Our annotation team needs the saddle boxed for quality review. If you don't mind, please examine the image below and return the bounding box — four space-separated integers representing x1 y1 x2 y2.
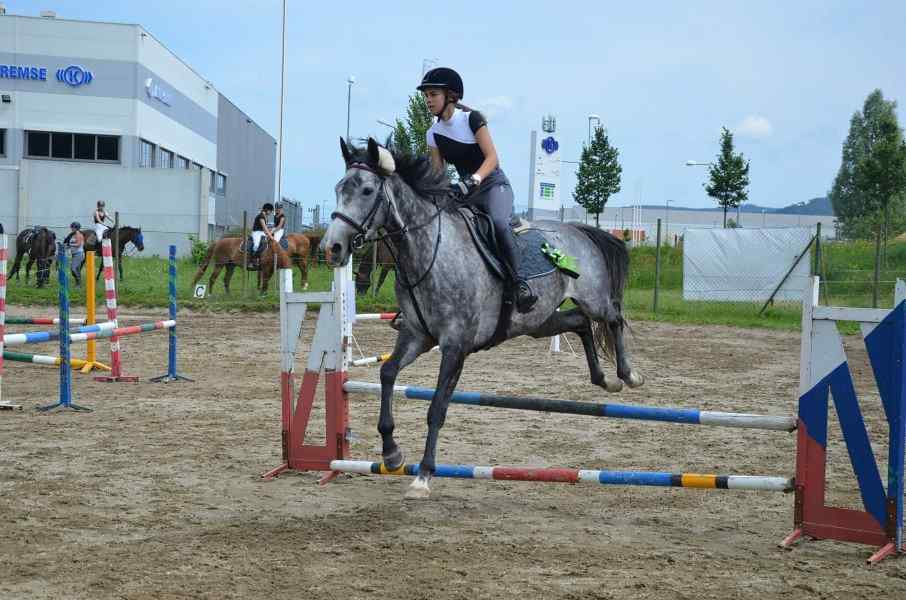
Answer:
456 206 557 350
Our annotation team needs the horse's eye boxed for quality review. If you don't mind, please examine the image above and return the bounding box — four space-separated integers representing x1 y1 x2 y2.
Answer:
362 187 374 196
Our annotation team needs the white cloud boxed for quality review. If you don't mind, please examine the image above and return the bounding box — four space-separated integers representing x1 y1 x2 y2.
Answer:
475 95 514 120
735 115 773 139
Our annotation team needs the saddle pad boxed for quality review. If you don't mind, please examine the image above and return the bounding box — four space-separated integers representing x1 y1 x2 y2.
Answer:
279 237 289 250
514 229 556 281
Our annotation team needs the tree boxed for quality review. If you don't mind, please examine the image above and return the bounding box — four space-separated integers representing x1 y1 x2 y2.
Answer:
830 90 906 242
705 127 750 228
392 94 434 158
573 127 622 228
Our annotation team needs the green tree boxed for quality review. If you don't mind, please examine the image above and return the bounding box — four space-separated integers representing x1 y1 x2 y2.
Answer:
392 94 434 158
830 90 906 242
705 127 750 228
573 127 622 228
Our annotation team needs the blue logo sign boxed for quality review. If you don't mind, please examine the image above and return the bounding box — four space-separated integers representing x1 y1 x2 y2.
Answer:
541 136 559 155
57 65 93 87
0 65 47 81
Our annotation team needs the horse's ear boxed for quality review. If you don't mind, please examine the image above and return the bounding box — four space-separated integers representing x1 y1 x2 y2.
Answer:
340 137 353 165
367 137 380 166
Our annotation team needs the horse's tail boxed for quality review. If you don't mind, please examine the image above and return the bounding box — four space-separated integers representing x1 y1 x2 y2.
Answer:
575 225 630 361
306 234 322 266
191 242 216 286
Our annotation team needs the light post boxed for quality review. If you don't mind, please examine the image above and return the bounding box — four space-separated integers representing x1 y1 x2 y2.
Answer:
762 209 766 227
587 114 601 144
377 119 394 130
346 75 356 142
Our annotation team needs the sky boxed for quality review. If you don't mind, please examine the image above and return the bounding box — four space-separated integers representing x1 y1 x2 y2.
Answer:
7 0 906 214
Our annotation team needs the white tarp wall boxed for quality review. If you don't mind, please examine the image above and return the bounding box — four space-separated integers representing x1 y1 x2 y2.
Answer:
683 227 814 302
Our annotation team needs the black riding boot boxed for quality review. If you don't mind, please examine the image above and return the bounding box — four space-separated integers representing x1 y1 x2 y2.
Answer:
497 230 537 313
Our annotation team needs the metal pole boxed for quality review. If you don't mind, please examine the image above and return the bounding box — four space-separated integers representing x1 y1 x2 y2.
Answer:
654 218 662 314
241 210 248 296
370 242 378 296
276 0 287 211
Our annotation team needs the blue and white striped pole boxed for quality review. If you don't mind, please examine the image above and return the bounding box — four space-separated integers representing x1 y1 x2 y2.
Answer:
38 243 90 412
151 245 192 383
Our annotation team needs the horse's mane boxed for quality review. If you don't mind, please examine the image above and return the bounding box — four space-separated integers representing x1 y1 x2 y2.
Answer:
346 140 449 199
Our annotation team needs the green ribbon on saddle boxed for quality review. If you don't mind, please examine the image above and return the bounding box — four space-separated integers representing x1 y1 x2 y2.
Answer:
540 243 580 279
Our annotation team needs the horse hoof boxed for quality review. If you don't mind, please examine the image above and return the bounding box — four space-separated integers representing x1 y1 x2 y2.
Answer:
382 448 405 472
626 371 645 388
404 476 431 500
604 377 624 393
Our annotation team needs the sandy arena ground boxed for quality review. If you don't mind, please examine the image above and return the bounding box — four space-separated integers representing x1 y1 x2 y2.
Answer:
2 306 905 599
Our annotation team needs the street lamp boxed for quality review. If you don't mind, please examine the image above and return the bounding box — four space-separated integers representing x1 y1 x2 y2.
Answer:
665 199 674 244
346 75 356 142
377 119 395 130
587 114 601 144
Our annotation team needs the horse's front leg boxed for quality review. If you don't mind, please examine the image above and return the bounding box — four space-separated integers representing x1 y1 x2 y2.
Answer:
378 329 434 472
406 344 466 500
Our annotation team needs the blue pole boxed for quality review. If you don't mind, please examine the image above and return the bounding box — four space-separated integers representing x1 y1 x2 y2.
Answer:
39 243 90 411
151 245 191 383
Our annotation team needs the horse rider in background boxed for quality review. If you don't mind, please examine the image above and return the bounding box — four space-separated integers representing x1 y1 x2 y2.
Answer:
93 200 114 242
249 202 274 270
272 202 287 246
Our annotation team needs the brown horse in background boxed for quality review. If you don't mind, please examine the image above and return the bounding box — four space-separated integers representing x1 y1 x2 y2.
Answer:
259 233 315 293
191 237 247 295
354 241 395 295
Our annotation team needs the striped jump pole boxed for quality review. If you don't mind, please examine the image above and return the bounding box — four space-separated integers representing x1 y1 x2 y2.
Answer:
94 239 138 382
344 381 798 432
151 245 191 383
3 320 117 346
5 317 86 325
3 350 92 370
351 352 392 367
70 320 175 343
330 460 794 492
355 312 398 322
38 243 90 412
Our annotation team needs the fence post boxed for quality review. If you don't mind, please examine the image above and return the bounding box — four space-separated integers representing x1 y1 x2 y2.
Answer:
241 209 248 297
654 218 662 314
370 242 378 296
873 228 882 308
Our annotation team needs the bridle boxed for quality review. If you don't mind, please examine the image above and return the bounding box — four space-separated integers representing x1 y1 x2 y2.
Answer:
329 161 452 338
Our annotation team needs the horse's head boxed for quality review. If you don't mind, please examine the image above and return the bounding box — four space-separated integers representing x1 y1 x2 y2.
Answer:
323 137 398 268
128 227 145 252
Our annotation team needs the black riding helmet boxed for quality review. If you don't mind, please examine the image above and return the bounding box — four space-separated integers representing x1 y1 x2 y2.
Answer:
417 67 464 98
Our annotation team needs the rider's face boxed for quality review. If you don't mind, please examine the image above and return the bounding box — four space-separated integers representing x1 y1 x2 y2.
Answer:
422 89 446 115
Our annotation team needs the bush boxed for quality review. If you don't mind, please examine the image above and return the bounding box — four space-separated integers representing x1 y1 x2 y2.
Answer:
187 235 211 265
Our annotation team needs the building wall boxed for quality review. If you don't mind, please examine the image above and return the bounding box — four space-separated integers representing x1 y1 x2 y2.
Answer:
0 167 17 229
20 160 202 256
216 94 276 231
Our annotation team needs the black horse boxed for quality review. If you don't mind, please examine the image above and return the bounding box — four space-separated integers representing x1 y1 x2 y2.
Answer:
8 227 57 288
80 226 145 280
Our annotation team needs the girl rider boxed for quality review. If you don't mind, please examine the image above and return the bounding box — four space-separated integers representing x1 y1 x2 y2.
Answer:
418 67 537 312
272 202 287 245
250 202 274 268
93 200 114 243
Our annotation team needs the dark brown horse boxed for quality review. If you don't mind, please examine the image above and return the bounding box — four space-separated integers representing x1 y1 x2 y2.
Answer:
8 227 56 287
354 241 395 295
80 226 145 280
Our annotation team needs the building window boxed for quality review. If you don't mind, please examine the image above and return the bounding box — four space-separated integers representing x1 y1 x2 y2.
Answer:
159 147 174 169
0 129 5 156
215 173 227 195
176 155 190 170
209 171 216 193
25 131 120 162
97 136 119 161
139 139 155 167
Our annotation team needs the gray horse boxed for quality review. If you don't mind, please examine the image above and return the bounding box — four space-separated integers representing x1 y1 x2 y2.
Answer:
323 138 643 499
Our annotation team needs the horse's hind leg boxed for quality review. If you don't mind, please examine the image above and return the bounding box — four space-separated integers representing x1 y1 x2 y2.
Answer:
529 308 624 393
208 263 225 294
606 303 644 388
377 329 434 473
222 265 235 294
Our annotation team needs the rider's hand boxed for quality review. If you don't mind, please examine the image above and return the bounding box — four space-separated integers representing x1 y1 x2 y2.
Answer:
453 174 482 197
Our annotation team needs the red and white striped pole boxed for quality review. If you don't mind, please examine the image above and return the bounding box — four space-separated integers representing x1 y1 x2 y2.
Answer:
94 239 138 382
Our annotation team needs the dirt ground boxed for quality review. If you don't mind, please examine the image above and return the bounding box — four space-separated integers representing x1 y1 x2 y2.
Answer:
2 306 905 599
